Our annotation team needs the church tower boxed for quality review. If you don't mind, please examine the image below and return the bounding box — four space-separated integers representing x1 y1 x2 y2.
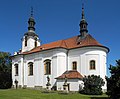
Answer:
79 4 88 38
22 8 40 52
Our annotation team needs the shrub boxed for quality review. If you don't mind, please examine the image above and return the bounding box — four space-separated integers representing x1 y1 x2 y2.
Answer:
80 75 105 95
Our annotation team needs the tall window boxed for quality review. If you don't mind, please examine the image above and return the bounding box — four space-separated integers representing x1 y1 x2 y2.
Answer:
44 59 51 75
15 64 18 76
72 61 77 70
90 60 96 70
28 62 33 75
25 36 27 46
34 38 37 48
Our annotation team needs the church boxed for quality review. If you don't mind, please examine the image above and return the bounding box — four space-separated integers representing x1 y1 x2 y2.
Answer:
12 6 109 92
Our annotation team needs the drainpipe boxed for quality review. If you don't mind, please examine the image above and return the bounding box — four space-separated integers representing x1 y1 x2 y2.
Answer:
66 50 69 71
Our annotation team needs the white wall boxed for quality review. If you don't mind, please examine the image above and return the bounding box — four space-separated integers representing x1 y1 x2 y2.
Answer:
34 58 43 87
51 55 57 87
57 52 67 77
57 79 83 91
40 49 67 88
19 48 67 89
12 55 23 87
22 36 40 52
68 46 108 90
12 46 108 91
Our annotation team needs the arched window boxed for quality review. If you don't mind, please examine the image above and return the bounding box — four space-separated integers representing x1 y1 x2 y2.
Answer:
72 61 77 70
90 60 96 70
25 36 27 47
15 64 18 76
28 62 33 75
44 59 51 75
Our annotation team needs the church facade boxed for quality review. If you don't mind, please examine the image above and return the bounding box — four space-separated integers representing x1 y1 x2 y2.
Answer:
12 7 109 91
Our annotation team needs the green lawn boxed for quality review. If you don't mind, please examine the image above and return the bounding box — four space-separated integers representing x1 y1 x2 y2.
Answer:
0 89 108 99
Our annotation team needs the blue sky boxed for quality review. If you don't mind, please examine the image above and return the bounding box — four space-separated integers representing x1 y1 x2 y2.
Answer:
0 0 119 76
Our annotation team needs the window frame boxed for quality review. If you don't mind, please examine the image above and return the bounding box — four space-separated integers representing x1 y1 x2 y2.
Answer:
25 36 27 47
44 59 51 75
28 62 33 76
15 64 18 76
90 60 96 70
72 61 77 70
34 38 37 48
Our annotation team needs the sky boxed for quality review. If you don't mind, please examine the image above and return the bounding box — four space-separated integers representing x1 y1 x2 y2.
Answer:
0 0 119 76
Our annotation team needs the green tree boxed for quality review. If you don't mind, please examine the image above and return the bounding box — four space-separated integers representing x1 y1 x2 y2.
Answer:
80 75 105 95
106 59 120 99
0 52 12 89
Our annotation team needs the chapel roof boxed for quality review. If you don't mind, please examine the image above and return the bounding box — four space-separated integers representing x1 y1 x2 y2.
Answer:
55 70 83 79
16 5 109 56
22 34 109 55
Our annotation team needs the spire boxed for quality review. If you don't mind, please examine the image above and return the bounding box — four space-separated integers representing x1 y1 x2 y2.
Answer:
28 7 36 31
31 7 33 17
79 4 88 38
81 3 85 19
24 7 38 37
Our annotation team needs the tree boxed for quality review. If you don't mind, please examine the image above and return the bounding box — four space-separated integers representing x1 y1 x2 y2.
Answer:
0 52 12 89
80 75 105 95
106 59 120 99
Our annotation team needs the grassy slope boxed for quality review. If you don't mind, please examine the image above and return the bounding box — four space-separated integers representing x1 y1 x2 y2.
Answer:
0 89 108 99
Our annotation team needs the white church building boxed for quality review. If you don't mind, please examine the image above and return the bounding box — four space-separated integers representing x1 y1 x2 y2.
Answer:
12 7 109 92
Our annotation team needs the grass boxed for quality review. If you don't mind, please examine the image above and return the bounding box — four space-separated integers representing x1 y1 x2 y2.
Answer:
0 89 108 99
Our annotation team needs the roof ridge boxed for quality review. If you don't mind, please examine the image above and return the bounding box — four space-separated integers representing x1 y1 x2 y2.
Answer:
60 40 68 48
88 34 102 45
31 35 77 50
55 70 83 79
42 35 77 46
58 40 63 47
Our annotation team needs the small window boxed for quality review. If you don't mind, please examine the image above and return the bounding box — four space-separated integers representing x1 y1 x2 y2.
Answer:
15 64 18 76
90 60 96 70
34 38 37 48
72 61 77 70
28 62 33 75
44 59 51 75
25 36 27 47
84 25 86 28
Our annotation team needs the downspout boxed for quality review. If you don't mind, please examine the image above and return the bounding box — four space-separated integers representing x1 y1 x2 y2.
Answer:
66 50 69 71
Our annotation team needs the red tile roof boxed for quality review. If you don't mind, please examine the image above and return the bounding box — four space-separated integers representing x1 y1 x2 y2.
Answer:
22 34 109 55
55 70 83 79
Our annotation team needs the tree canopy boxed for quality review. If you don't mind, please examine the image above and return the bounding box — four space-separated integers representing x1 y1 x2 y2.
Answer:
80 75 105 95
106 59 120 99
0 52 12 89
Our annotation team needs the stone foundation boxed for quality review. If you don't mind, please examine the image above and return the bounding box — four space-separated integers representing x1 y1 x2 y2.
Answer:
19 85 22 88
23 85 27 89
34 86 42 90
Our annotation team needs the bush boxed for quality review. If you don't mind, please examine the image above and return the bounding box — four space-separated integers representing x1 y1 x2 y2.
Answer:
80 75 105 95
